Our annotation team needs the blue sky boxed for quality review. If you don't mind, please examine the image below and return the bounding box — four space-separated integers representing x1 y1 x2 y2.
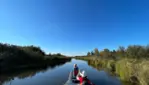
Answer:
0 0 149 56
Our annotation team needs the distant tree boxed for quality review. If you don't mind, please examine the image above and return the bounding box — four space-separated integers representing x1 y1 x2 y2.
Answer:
0 43 71 73
112 50 116 53
103 48 110 58
87 44 149 59
94 48 100 57
117 46 126 57
57 53 62 56
99 48 111 58
0 43 46 68
126 45 147 58
103 48 110 52
91 51 94 55
87 52 91 56
118 46 125 54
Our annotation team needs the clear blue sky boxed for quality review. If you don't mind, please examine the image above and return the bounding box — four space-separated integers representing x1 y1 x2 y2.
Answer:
0 0 149 56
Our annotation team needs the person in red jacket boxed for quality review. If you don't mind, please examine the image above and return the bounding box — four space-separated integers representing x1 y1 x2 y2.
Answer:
73 64 79 77
71 64 80 79
77 70 95 85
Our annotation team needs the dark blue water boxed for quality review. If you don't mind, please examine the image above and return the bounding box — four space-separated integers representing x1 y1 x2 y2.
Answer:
1 59 122 85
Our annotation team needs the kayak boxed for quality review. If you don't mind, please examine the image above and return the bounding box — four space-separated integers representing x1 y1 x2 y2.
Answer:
64 72 80 85
64 79 80 85
64 71 95 85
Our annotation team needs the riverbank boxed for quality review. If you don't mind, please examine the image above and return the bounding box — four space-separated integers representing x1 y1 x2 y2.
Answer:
76 57 149 85
1 57 71 73
0 58 71 85
0 43 71 73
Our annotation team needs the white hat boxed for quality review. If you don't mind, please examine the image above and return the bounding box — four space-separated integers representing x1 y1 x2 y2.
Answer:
80 70 87 77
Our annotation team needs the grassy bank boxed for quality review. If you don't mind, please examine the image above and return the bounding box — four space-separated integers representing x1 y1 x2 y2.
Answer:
76 57 149 85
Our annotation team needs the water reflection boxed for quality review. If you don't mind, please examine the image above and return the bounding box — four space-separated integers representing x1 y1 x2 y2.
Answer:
1 59 124 85
0 59 71 85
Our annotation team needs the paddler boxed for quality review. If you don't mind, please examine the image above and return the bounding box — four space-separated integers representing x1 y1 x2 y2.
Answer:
72 64 79 79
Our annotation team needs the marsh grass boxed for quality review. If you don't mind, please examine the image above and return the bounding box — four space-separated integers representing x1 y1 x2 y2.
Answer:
76 57 149 85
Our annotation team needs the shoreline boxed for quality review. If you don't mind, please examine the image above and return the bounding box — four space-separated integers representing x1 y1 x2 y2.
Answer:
1 57 71 73
76 57 149 85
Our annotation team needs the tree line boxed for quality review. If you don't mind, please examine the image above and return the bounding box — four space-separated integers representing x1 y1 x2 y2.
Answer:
87 45 149 59
0 43 45 64
0 43 69 72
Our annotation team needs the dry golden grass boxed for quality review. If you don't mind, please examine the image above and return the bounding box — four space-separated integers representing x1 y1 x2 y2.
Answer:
76 57 149 85
115 59 149 85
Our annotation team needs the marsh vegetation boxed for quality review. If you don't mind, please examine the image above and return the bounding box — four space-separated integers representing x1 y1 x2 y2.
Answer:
76 45 149 85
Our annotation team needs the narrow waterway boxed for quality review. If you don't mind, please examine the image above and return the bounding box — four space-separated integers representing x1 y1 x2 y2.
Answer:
1 59 122 85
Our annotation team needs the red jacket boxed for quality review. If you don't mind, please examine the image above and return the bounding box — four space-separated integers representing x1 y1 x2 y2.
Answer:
77 76 95 85
73 67 79 76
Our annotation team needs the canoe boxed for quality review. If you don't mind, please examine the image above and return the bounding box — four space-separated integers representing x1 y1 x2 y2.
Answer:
65 71 95 85
64 72 80 85
64 79 80 85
